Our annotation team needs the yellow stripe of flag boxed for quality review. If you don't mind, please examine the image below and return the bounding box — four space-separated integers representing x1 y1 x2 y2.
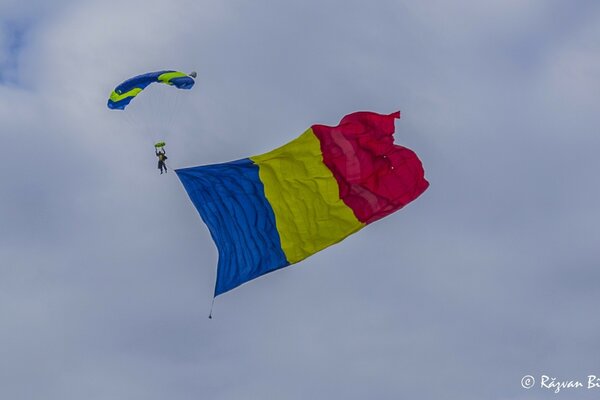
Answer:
251 128 364 264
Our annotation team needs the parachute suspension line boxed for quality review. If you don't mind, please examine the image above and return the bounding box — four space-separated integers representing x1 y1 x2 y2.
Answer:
162 84 187 142
159 86 175 140
146 85 181 144
121 108 139 140
146 86 161 139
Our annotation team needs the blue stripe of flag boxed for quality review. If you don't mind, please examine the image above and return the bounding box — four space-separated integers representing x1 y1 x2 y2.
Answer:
176 158 289 296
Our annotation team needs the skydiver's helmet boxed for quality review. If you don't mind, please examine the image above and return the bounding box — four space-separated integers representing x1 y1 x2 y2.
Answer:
189 71 197 78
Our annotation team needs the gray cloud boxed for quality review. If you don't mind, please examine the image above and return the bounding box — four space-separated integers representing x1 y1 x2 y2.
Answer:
1 1 600 399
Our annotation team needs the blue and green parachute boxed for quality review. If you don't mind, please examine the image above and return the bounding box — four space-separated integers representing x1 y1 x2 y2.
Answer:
107 70 196 110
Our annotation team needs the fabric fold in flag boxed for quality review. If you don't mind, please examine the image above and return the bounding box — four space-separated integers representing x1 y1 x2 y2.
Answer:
176 111 429 296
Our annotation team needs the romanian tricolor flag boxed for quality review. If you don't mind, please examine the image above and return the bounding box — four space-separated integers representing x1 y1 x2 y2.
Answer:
176 111 429 296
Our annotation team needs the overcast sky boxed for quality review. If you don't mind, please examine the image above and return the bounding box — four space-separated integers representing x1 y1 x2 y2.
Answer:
1 1 600 399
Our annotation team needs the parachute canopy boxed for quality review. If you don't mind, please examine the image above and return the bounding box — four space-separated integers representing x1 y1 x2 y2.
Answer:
176 111 429 297
107 70 195 110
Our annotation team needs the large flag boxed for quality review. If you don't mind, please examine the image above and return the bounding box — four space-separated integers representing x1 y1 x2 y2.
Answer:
176 111 429 296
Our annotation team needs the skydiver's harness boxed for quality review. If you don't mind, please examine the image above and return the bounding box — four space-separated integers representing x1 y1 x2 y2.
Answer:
157 152 168 162
155 142 168 163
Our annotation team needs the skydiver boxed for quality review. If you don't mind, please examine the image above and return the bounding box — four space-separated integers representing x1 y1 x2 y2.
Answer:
156 146 168 174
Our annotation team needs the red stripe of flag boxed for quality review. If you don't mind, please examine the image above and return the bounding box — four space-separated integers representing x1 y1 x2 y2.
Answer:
312 111 429 224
